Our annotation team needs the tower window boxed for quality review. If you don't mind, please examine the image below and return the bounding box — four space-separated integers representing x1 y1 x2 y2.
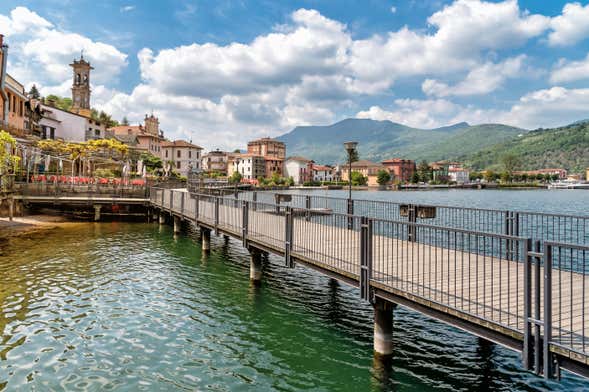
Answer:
177 150 181 158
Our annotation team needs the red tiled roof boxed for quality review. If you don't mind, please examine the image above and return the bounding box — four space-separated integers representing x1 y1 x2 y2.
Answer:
161 140 203 149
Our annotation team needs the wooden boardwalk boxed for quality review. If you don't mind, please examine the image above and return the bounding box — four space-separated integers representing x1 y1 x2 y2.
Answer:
153 189 589 380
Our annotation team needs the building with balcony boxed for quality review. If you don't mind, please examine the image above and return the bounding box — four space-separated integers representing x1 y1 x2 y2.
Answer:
247 137 285 177
161 140 203 177
232 154 266 180
202 149 233 174
312 164 334 182
285 156 313 184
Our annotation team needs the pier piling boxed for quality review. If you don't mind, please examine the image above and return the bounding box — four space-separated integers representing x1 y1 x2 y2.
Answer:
93 205 102 221
373 298 394 358
249 248 262 285
173 216 181 234
201 227 211 252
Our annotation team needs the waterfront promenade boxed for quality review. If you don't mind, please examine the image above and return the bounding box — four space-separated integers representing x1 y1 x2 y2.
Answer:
149 187 589 381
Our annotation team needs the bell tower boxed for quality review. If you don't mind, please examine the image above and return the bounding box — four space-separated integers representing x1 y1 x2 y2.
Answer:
70 52 93 116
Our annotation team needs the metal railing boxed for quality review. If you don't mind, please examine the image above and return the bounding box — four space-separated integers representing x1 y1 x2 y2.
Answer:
153 188 589 377
235 191 589 246
16 181 150 199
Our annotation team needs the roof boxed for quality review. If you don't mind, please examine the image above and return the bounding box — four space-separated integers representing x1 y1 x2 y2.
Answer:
110 125 144 134
286 156 313 163
449 167 469 172
114 134 139 145
382 158 415 164
312 164 331 171
349 160 384 168
247 137 284 145
161 140 203 149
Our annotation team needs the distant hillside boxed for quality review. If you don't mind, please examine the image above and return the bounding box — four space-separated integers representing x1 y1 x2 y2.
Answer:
277 118 524 164
463 122 589 173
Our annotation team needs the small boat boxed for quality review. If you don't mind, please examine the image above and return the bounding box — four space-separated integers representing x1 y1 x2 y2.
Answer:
548 180 589 189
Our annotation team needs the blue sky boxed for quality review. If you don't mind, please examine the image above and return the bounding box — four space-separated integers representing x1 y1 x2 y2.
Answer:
1 0 588 150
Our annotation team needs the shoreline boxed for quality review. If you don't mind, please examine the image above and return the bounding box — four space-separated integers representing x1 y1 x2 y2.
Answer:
0 214 81 241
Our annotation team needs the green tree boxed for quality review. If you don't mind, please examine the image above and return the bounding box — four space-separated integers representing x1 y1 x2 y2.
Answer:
350 171 367 186
500 171 511 183
121 116 130 126
287 176 295 186
28 84 40 99
376 169 391 185
0 130 20 190
140 152 163 173
501 153 521 175
346 149 359 164
229 171 243 184
484 170 496 182
417 160 431 183
410 171 420 184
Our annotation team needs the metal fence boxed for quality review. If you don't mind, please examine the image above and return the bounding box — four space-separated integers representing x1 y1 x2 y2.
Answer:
16 181 150 199
153 188 589 376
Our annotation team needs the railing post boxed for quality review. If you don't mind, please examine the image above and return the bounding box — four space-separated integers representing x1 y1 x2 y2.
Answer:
195 194 200 222
360 216 373 301
285 206 294 268
533 240 542 375
347 198 354 230
181 191 185 216
305 195 311 222
408 204 417 242
170 190 174 212
523 238 533 371
214 196 219 235
252 191 257 211
242 200 249 248
543 243 555 379
161 188 164 208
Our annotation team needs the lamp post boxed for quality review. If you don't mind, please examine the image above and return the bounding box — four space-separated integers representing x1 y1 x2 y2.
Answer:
344 141 357 229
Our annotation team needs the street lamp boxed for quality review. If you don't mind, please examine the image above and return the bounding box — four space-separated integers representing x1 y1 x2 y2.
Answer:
344 141 357 229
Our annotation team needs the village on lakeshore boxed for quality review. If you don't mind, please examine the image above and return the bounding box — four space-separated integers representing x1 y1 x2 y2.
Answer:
0 33 588 191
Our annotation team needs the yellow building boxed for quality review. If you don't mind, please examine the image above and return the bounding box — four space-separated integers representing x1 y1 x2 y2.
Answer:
340 160 387 187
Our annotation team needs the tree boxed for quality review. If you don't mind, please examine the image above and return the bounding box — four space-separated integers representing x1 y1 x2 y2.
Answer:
270 171 281 185
0 130 20 190
417 160 431 183
501 153 521 175
410 172 420 184
346 149 359 164
28 84 40 99
350 171 367 186
140 152 163 173
500 171 511 183
229 171 242 184
233 149 242 153
287 176 295 186
376 169 391 185
484 170 497 183
121 116 130 126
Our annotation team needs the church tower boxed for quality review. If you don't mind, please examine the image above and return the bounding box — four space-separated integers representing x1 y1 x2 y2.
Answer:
70 53 93 116
144 113 160 136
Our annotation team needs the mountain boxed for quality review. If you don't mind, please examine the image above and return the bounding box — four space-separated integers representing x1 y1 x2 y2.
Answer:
463 122 589 173
277 118 523 164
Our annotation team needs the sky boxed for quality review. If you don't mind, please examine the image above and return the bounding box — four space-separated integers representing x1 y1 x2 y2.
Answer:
1 0 588 151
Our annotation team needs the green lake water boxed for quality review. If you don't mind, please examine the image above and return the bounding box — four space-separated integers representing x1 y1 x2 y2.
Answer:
1 189 589 391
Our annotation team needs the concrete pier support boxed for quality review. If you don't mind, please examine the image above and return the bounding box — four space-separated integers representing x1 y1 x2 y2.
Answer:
173 216 181 234
249 248 262 285
159 213 166 225
201 228 211 253
93 205 102 221
373 298 394 357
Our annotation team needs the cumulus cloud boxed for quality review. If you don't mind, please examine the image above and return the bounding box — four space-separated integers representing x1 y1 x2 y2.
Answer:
548 2 589 46
550 53 589 83
422 55 527 97
0 7 127 88
357 87 589 130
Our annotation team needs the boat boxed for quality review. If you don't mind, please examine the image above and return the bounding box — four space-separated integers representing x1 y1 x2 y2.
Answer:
547 180 589 189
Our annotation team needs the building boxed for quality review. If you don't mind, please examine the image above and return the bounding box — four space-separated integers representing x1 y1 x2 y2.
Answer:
381 158 416 183
312 164 334 182
247 137 285 177
232 154 266 180
110 114 165 156
341 160 387 187
513 168 567 179
0 36 27 134
202 149 233 174
161 140 202 177
448 167 470 183
70 54 93 117
586 168 589 181
430 161 463 182
37 103 108 141
284 157 313 184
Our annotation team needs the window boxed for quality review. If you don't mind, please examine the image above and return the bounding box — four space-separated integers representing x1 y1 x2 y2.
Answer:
165 150 168 158
50 128 55 139
189 151 192 159
177 150 181 158
176 161 181 169
95 129 100 136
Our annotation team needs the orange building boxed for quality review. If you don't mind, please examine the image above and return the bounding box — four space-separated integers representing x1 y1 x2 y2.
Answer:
381 158 416 182
247 137 286 177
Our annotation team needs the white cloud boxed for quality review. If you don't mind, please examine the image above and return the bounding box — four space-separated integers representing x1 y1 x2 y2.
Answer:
120 5 135 12
0 6 127 88
548 2 589 46
390 6 397 14
550 53 589 83
357 86 589 130
422 55 527 97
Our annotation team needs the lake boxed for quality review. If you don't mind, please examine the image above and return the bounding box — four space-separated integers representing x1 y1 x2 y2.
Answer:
1 189 588 391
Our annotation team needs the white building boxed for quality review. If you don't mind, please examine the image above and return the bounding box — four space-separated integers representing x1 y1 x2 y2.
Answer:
284 157 313 184
312 164 333 182
202 149 233 174
38 104 107 142
233 154 265 180
449 167 470 183
161 140 203 177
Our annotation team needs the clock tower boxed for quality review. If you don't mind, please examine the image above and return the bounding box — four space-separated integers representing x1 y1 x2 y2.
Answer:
70 53 93 116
